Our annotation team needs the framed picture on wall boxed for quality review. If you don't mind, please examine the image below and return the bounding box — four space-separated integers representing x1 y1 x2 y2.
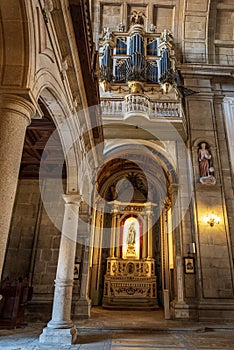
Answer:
184 257 195 274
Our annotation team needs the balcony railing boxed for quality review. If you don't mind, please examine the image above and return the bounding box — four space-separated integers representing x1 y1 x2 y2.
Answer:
101 95 184 120
101 99 124 115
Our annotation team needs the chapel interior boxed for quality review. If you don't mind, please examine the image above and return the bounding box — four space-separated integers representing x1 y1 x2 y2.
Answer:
0 0 234 345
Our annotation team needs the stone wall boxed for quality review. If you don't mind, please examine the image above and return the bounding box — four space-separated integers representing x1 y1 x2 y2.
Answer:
3 178 92 321
92 0 178 44
184 78 234 319
2 179 61 320
2 178 84 321
3 180 41 280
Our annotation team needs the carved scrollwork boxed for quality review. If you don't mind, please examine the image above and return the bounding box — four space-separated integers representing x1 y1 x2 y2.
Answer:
130 11 145 26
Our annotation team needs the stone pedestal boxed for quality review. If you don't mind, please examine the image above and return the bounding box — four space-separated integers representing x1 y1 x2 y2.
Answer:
39 326 77 345
170 256 189 319
90 205 104 306
0 94 35 279
170 300 190 319
39 194 82 345
74 298 91 318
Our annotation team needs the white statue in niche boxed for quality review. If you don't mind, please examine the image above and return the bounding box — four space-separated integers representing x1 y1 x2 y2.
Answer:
126 222 136 245
122 217 140 259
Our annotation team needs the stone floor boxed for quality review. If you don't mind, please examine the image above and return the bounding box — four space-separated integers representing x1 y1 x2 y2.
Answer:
0 307 234 349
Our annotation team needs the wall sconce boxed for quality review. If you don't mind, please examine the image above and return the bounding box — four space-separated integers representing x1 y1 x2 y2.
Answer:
205 213 220 227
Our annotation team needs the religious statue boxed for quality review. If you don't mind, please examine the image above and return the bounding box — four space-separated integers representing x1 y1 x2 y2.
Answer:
126 222 136 245
161 29 174 42
198 142 216 184
198 142 211 177
102 27 113 41
118 23 125 32
150 23 156 32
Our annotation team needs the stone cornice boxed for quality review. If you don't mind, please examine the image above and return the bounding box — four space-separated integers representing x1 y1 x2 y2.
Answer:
179 63 234 78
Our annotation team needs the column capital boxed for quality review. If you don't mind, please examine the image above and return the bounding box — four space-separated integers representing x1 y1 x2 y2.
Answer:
111 207 119 214
95 198 106 209
62 193 83 205
0 94 36 125
146 209 153 217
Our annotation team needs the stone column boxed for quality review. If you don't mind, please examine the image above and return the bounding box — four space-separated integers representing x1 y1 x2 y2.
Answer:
90 203 104 305
0 94 35 279
161 207 170 319
170 185 189 319
163 208 170 289
40 194 82 345
147 4 154 29
142 215 148 259
74 233 92 318
122 2 128 29
147 209 153 258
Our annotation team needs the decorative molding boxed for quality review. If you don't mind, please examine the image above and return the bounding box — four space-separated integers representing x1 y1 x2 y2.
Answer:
44 0 60 14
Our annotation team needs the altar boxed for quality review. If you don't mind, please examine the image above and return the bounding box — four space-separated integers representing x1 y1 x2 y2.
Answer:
102 202 158 309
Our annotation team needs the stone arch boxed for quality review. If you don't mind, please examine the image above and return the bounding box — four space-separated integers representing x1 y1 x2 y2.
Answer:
97 158 170 207
193 138 215 149
0 0 31 88
39 86 80 195
102 139 178 188
90 140 181 310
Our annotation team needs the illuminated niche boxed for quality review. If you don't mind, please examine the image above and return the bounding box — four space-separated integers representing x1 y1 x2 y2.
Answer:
122 217 140 259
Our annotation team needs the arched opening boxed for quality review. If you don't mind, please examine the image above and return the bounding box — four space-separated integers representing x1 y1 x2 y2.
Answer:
1 95 68 319
89 144 177 316
1 83 85 320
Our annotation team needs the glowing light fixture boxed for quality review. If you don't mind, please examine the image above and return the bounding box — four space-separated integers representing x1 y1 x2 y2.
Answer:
205 213 220 227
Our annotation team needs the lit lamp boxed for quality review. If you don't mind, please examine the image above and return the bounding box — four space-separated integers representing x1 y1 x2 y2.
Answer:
205 213 220 227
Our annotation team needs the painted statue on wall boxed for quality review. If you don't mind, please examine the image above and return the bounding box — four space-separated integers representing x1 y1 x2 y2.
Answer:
198 142 216 184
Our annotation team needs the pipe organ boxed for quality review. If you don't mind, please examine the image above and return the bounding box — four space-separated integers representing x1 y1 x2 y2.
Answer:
99 19 177 87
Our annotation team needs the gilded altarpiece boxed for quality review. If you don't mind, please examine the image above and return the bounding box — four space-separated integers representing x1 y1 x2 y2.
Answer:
102 202 158 309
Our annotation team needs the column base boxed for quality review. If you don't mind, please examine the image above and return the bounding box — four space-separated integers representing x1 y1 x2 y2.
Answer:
39 325 78 344
74 297 91 318
170 300 190 320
